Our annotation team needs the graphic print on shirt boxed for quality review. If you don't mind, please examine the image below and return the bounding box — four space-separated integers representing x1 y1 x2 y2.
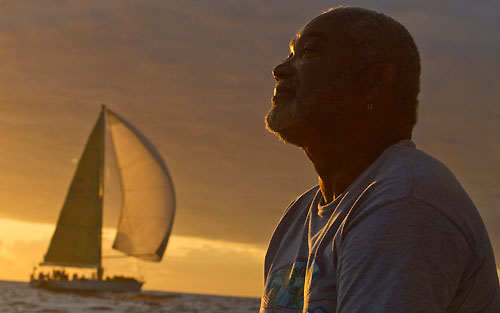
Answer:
263 260 320 312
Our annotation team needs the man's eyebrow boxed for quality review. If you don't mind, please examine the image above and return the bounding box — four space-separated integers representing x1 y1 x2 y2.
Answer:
289 32 327 49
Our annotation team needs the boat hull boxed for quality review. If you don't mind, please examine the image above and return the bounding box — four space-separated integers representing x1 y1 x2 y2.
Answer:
29 279 143 293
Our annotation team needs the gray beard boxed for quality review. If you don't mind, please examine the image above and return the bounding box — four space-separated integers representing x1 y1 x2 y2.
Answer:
265 80 353 147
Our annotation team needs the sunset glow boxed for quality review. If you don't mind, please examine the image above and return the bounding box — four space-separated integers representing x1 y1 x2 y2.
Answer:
0 0 498 300
0 218 265 297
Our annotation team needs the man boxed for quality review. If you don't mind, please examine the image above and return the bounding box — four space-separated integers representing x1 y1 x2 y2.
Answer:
261 7 500 313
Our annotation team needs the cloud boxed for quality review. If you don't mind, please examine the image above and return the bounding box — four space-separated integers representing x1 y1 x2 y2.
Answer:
0 239 49 281
142 236 265 297
0 218 264 297
101 228 265 297
0 240 17 262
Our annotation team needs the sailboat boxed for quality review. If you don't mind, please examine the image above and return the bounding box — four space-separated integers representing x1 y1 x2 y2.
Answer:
29 105 175 292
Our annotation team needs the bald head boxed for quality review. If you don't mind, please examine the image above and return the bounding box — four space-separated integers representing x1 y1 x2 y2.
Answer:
321 7 421 126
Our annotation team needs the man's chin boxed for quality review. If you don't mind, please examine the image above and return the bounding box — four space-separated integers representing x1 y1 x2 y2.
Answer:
265 109 289 137
265 113 306 146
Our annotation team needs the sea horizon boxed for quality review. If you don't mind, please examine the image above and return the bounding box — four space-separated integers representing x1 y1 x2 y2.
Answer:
2 278 261 299
0 280 260 313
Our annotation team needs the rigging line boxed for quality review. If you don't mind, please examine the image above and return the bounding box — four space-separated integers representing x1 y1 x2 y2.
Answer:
102 254 154 259
122 186 166 192
56 223 102 229
116 159 150 171
118 207 169 220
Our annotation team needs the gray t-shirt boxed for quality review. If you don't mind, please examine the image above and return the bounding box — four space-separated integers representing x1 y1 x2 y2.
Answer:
260 140 500 313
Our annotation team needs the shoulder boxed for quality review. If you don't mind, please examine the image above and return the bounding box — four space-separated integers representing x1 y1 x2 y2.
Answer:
345 141 490 256
264 185 319 273
281 185 319 217
357 140 467 205
269 185 319 242
391 144 489 255
398 143 473 208
362 141 479 222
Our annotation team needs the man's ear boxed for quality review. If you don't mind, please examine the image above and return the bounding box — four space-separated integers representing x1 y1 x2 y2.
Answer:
358 63 396 101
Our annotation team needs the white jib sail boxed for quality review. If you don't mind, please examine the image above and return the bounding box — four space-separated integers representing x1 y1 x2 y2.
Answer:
107 109 175 262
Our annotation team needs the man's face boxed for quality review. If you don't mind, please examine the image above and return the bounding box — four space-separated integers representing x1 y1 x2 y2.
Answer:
265 15 358 146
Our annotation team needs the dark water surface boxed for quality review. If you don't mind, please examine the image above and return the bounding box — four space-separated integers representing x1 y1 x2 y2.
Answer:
0 281 260 313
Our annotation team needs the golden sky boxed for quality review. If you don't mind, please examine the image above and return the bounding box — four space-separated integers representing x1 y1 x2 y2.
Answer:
0 218 265 297
0 0 499 297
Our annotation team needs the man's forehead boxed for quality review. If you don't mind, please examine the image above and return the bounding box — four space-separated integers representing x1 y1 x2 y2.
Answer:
289 31 328 48
289 15 344 48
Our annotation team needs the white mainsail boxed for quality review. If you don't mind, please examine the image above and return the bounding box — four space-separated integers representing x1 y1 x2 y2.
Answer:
107 109 175 262
43 106 175 268
44 110 105 268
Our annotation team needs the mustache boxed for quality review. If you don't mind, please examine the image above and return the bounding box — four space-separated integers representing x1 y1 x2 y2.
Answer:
274 83 296 95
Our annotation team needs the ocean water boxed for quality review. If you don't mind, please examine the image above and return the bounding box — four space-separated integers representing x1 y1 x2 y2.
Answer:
0 281 260 313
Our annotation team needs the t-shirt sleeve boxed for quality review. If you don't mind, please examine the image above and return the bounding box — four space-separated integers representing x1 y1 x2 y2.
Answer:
335 197 469 313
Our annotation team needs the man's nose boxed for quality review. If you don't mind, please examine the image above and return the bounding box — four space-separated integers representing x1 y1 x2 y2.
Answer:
272 59 294 81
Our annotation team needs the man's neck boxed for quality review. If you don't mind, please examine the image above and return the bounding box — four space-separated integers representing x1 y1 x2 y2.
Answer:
303 135 408 205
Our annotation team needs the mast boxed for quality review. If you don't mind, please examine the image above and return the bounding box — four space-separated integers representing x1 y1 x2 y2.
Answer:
98 104 106 279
